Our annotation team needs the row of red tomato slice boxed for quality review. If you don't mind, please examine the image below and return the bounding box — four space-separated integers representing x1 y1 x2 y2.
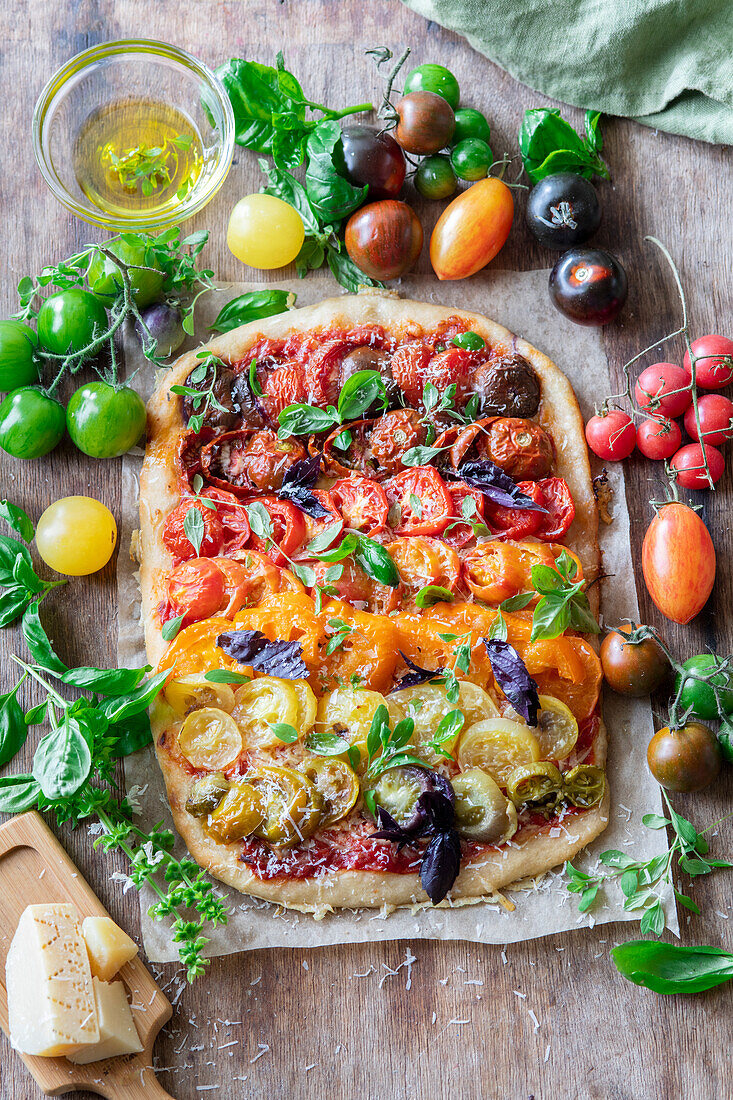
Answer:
162 469 575 568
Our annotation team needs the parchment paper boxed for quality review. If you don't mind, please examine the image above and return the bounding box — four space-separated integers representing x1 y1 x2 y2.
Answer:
117 269 676 961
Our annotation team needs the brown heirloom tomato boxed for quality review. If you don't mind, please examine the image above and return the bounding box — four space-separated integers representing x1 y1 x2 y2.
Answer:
647 723 721 792
473 353 542 419
367 408 427 476
201 429 307 493
344 201 423 281
163 499 224 562
600 624 670 697
480 418 554 480
181 364 261 431
395 91 455 155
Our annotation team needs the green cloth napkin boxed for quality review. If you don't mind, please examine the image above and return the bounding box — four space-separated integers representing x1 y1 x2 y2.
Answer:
400 0 733 144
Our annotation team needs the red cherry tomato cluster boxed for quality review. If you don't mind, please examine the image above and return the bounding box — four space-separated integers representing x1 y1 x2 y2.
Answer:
585 334 733 490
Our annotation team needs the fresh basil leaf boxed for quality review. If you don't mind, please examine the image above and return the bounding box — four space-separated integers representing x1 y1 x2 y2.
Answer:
209 290 293 334
292 562 317 587
568 595 601 634
420 828 461 904
215 59 306 155
21 603 68 675
60 666 148 695
401 445 444 467
12 555 45 595
611 941 733 995
278 403 337 437
0 685 27 767
204 670 252 685
0 586 31 627
32 716 92 800
305 730 350 756
585 109 603 152
414 585 455 609
305 120 367 222
276 455 331 519
639 901 666 937
306 522 349 557
337 370 387 421
0 534 33 585
161 615 184 642
270 722 299 744
487 610 508 642
0 501 34 542
482 639 540 726
0 775 41 813
25 699 48 725
530 594 572 641
433 709 464 745
326 242 383 293
498 592 534 612
109 710 153 757
183 505 205 555
354 536 399 587
642 813 671 830
260 160 321 235
97 669 168 723
519 107 609 183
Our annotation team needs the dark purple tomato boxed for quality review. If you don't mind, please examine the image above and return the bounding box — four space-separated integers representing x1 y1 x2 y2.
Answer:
335 126 406 200
395 91 455 155
647 722 721 792
344 201 423 281
526 173 601 250
549 248 628 326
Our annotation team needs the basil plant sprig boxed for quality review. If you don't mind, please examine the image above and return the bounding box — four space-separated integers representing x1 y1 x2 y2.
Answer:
519 108 610 184
501 549 600 643
278 368 388 442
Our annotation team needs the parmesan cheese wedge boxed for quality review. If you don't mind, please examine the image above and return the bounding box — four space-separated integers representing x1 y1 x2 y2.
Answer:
6 903 99 1057
67 978 143 1064
81 916 138 982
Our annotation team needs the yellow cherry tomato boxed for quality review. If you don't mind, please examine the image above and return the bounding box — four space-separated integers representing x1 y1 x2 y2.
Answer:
227 194 305 269
35 496 117 576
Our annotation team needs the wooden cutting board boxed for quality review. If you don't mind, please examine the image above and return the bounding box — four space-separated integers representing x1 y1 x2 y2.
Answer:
0 811 175 1099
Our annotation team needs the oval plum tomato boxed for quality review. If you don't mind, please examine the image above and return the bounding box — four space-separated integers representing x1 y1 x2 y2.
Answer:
670 442 724 489
647 722 721 792
585 410 636 460
162 499 224 562
634 363 691 418
384 466 453 536
331 476 389 533
430 178 514 281
484 481 544 540
247 496 306 566
600 624 670 697
534 477 575 541
167 558 226 625
683 394 733 445
444 482 485 547
344 201 423 281
683 335 733 390
636 417 682 460
641 502 715 624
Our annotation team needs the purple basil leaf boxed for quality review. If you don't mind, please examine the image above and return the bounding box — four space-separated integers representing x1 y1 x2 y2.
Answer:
217 629 307 679
372 806 414 846
391 652 446 692
482 638 540 726
276 455 330 519
420 829 462 903
417 787 455 834
445 459 547 512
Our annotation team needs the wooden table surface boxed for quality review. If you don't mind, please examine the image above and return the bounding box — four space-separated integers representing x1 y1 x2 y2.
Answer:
2 2 732 1098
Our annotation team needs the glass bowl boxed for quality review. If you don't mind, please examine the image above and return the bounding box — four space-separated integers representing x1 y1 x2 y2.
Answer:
32 39 235 230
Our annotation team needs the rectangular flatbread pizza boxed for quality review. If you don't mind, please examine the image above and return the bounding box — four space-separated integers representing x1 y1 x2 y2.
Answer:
139 289 608 913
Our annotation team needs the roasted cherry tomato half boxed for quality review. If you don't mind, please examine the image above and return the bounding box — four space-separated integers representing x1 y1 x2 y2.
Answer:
0 386 66 459
484 480 544 541
549 248 628 326
384 465 453 536
534 477 575 541
415 155 457 200
344 200 423 281
247 495 306 566
452 107 491 146
636 417 682 460
201 429 307 493
388 535 461 597
87 238 165 308
66 381 146 458
683 335 733 390
36 288 108 356
443 482 486 547
526 173 601 250
634 362 691 418
335 125 406 200
450 138 492 181
0 319 38 391
674 654 733 720
395 91 455 155
647 722 721 792
585 410 636 461
480 417 554 480
331 476 389 533
683 394 733 446
600 624 670 697
199 487 252 554
162 498 225 562
167 557 226 624
670 442 725 489
642 502 715 625
366 408 427 475
403 63 460 108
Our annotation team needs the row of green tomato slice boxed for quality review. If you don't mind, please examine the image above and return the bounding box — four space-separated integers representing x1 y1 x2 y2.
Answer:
163 674 605 848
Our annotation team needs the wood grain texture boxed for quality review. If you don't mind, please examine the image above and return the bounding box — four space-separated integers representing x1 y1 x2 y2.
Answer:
1 2 732 1098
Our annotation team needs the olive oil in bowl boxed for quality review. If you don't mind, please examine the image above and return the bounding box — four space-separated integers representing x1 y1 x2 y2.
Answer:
73 98 203 220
